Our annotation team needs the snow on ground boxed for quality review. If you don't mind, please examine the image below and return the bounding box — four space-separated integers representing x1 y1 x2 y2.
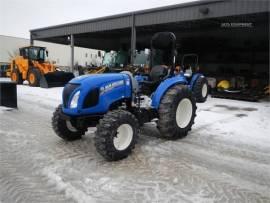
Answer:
0 82 270 203
0 78 11 82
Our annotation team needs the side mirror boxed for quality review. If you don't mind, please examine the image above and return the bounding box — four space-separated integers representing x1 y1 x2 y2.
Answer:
46 50 48 57
98 51 101 57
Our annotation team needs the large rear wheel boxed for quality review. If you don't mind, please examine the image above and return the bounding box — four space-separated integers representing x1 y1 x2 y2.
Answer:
95 110 139 161
52 105 87 141
158 84 196 139
28 68 41 87
11 69 23 84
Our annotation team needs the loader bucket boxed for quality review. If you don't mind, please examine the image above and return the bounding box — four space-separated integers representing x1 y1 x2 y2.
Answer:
40 71 75 88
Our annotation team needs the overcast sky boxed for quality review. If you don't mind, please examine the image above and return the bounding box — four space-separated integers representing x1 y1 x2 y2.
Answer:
0 0 197 39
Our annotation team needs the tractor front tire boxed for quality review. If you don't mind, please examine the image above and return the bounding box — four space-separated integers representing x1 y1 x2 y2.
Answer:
158 85 197 139
11 69 23 84
52 105 87 141
28 68 41 87
95 110 139 161
193 76 208 103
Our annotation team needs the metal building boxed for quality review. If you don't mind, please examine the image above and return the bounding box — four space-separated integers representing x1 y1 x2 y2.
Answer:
30 0 269 82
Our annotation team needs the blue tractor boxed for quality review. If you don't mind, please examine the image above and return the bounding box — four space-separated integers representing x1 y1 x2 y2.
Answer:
52 32 198 161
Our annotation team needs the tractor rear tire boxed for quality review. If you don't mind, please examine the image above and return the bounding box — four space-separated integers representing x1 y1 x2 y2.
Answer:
52 105 87 141
11 69 23 84
158 84 196 139
95 109 139 161
28 68 41 87
193 76 208 103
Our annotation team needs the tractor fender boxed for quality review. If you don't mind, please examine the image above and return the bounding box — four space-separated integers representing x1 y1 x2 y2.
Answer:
189 73 204 90
151 75 188 109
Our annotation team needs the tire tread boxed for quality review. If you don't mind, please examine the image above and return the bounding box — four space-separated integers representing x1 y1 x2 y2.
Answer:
193 77 208 103
158 85 197 139
95 109 139 161
52 105 86 141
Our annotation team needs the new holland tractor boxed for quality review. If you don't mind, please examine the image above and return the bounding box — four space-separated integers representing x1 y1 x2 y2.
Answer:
10 46 74 88
52 32 198 161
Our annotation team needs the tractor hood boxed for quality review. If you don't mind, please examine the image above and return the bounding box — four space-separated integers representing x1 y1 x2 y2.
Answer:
69 73 127 87
62 73 132 116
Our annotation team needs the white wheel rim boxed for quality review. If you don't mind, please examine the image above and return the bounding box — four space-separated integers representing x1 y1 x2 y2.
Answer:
113 124 133 151
66 121 77 132
176 98 193 128
202 84 208 98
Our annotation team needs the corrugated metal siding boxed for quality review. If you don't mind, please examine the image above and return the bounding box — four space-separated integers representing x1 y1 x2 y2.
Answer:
135 6 200 26
31 0 269 40
32 15 132 39
135 0 269 26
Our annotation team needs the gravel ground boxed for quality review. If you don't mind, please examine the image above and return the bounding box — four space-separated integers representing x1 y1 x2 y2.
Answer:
0 84 270 203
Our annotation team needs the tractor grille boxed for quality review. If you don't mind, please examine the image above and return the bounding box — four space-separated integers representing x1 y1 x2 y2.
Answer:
83 88 99 109
63 83 79 108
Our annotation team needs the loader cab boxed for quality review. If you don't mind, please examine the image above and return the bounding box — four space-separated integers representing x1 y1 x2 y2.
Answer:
102 51 116 68
19 46 46 62
102 50 128 70
114 50 128 68
134 49 150 67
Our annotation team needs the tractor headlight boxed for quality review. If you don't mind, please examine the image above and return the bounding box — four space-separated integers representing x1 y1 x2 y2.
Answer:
69 90 80 109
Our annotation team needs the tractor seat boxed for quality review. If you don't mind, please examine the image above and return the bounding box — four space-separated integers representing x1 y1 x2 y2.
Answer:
140 65 169 95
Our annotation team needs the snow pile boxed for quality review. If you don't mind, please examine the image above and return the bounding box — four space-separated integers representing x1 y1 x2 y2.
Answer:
0 106 15 114
16 85 63 109
0 77 63 110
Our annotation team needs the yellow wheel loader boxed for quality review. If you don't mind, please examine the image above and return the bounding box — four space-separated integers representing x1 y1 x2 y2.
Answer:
10 46 74 88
